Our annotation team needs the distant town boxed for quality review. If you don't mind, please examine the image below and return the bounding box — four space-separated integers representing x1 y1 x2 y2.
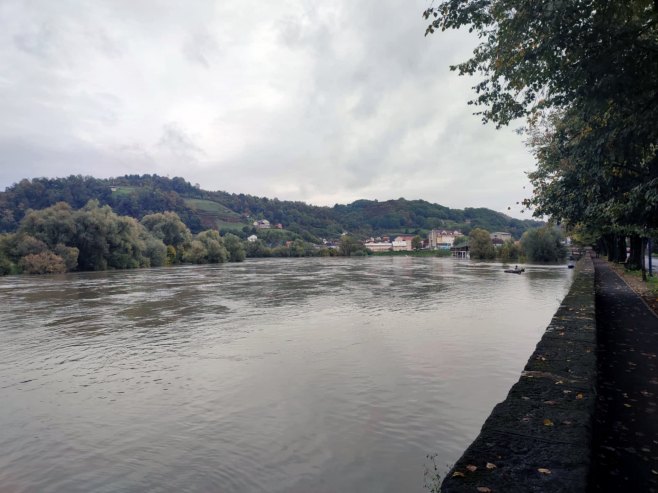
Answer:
247 221 519 258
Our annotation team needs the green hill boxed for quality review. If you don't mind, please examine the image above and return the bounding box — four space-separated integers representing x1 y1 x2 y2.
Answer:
0 174 543 240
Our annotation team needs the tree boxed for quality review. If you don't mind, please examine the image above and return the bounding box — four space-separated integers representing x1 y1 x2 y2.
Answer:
424 2 658 129
223 233 246 262
520 226 567 262
19 202 77 247
425 0 658 277
70 201 154 271
245 239 271 258
499 240 521 262
52 243 79 271
0 234 17 274
195 230 228 263
142 236 167 267
469 228 495 260
141 212 191 250
339 235 367 257
453 235 469 247
412 235 422 250
184 240 209 264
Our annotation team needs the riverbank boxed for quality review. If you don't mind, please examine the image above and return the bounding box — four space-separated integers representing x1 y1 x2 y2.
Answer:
441 256 596 492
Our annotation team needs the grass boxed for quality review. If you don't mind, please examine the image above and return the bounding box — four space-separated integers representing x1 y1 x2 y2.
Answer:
215 222 246 232
623 268 658 295
110 186 138 196
184 198 241 217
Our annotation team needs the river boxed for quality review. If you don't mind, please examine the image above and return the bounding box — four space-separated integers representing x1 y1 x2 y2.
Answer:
0 257 573 492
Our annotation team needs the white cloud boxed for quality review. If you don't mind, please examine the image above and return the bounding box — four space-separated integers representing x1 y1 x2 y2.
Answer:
0 0 535 217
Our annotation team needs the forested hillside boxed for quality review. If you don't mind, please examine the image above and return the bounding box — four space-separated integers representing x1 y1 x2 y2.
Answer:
0 175 542 239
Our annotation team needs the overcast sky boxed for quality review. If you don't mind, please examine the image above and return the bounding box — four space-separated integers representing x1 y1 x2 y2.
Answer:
0 0 535 217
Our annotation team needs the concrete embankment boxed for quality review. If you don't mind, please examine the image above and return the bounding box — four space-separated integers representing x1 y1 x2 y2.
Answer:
441 257 596 493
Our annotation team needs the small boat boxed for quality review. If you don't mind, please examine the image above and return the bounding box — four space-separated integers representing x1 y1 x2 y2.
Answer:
504 268 525 274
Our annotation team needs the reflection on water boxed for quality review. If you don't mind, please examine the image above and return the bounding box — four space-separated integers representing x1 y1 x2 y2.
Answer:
0 257 573 493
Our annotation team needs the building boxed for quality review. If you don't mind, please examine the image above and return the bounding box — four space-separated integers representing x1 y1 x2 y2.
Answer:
429 230 463 249
247 235 258 243
394 235 415 251
364 239 409 252
391 240 409 252
253 219 271 229
364 241 392 252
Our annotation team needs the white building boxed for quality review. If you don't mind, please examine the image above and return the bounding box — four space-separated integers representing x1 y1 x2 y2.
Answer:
364 242 392 252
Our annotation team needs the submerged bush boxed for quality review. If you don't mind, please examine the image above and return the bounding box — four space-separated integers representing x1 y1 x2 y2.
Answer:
19 252 67 274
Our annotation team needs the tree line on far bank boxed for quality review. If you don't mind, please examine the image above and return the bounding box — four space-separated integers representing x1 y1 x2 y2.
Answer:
0 202 241 275
467 227 567 262
0 200 366 275
0 201 567 276
0 202 360 276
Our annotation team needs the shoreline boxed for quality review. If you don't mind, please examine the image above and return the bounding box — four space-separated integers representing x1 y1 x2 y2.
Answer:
440 255 596 492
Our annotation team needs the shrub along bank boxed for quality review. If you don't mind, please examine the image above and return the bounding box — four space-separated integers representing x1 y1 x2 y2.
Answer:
0 202 246 275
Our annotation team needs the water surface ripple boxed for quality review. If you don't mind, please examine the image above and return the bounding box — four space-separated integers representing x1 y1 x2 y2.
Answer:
0 257 573 492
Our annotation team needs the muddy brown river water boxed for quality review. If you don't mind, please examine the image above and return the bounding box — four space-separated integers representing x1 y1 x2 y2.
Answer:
0 256 573 492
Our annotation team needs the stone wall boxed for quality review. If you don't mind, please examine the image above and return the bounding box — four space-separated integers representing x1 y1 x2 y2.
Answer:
441 257 596 492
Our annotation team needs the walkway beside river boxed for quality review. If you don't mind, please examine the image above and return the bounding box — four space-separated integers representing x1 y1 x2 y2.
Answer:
588 258 658 492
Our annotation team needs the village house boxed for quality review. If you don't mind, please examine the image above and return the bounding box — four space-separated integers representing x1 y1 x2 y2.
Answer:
364 241 393 252
364 235 413 252
247 235 258 243
253 219 271 229
429 230 463 249
391 239 409 251
393 235 414 251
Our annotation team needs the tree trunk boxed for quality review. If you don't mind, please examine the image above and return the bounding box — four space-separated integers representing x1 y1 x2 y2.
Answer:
641 237 647 281
596 237 606 258
616 235 628 263
628 234 642 270
604 234 615 262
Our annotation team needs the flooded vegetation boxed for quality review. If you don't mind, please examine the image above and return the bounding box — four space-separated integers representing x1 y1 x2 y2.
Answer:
0 257 573 492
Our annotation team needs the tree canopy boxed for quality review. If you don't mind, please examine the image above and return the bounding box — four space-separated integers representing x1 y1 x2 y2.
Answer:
469 228 496 260
0 201 257 275
520 225 567 262
425 0 658 272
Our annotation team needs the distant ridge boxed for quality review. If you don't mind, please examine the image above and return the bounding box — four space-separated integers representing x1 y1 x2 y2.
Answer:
0 175 542 241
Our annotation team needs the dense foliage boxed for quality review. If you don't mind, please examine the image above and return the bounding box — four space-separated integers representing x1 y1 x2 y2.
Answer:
0 202 253 275
425 0 658 277
520 226 567 262
467 226 564 262
468 228 496 260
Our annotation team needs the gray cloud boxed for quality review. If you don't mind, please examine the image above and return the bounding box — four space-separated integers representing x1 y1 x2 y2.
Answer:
158 123 205 160
0 0 533 217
